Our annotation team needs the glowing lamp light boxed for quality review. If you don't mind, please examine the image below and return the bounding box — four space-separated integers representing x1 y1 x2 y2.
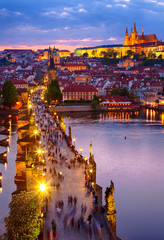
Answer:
0 173 2 180
34 130 38 135
39 183 46 192
38 149 42 154
80 148 83 154
0 187 2 193
29 104 32 109
90 169 93 173
3 153 7 157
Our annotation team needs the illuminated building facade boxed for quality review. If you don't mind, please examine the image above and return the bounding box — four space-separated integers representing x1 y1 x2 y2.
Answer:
124 22 159 46
75 23 164 58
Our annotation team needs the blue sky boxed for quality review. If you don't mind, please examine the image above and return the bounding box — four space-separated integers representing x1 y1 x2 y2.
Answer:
0 0 164 51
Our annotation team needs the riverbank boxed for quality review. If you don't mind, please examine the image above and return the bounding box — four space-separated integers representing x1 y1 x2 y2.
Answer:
54 105 140 113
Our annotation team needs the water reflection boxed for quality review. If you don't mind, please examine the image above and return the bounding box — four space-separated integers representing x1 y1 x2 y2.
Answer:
63 109 164 240
0 116 17 234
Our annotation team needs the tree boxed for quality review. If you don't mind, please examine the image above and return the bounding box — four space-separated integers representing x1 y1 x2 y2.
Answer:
140 51 146 59
5 191 42 240
120 87 129 97
2 80 19 109
92 50 97 57
83 52 88 58
100 51 108 58
111 87 121 95
157 54 162 59
148 51 156 59
126 50 134 58
44 79 62 104
91 95 99 109
107 48 115 58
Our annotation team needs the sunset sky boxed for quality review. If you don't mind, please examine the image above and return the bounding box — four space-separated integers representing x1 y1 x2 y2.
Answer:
0 0 164 52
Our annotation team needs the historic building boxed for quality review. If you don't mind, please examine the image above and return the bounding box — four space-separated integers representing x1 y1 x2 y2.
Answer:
62 84 98 101
47 47 58 82
75 22 164 58
124 22 159 46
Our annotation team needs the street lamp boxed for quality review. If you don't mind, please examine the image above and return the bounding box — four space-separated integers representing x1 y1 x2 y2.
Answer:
34 129 38 140
80 148 83 155
73 138 76 146
39 183 46 192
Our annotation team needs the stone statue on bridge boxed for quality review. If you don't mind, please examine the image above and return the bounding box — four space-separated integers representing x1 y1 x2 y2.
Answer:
105 180 117 237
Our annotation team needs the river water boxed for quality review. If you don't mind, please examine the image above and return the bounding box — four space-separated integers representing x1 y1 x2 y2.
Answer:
0 119 17 235
62 109 164 240
0 109 164 239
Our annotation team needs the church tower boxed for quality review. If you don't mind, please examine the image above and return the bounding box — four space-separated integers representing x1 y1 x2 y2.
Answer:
124 27 130 46
131 22 138 45
48 47 57 82
105 181 117 236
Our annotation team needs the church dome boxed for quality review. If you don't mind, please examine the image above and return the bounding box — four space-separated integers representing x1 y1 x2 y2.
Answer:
52 52 59 56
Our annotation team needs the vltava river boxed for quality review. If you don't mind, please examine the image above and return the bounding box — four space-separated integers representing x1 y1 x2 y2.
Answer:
63 109 164 240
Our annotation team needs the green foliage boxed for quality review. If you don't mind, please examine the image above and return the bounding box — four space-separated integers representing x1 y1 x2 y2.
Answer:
129 90 140 104
157 54 162 59
120 87 129 97
111 87 121 95
44 79 62 104
92 50 97 56
111 87 129 97
100 51 108 58
91 95 99 109
2 80 19 109
5 191 42 240
83 52 88 58
126 50 134 58
142 59 164 66
107 48 118 58
148 52 156 59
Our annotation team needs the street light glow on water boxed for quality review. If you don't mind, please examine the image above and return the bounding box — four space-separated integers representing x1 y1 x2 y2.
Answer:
63 110 164 240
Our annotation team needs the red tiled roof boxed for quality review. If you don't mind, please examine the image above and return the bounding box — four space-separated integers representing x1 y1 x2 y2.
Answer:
63 84 98 93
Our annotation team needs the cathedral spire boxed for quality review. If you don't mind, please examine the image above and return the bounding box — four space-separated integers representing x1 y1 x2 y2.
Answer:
133 21 136 32
142 27 144 35
126 27 128 34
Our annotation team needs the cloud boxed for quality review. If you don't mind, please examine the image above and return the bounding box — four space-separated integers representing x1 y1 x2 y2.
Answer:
108 37 117 41
107 4 112 8
11 25 57 33
0 8 24 16
150 0 164 6
78 8 87 13
115 4 127 7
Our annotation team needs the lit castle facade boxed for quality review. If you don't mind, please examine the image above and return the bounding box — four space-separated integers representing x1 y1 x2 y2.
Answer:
124 22 159 46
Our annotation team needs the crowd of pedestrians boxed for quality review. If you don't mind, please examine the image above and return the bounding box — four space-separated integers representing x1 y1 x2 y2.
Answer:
30 90 113 240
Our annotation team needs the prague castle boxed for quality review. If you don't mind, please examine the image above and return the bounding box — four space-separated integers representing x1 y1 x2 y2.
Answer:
124 22 159 46
75 22 164 58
